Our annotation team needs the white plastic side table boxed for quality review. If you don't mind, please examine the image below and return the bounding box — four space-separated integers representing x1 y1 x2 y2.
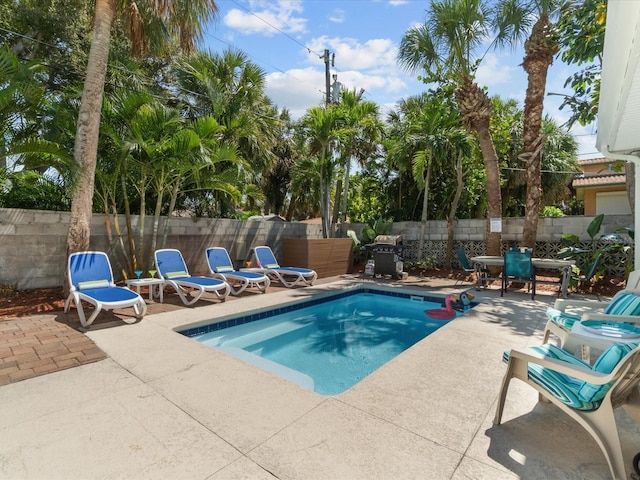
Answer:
564 321 640 362
125 278 164 303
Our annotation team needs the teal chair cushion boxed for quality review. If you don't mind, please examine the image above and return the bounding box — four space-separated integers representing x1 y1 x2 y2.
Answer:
546 307 581 329
503 344 600 410
604 292 640 315
546 291 640 331
577 342 639 403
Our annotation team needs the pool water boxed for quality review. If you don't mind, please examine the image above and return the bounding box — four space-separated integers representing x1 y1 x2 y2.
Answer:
182 289 472 395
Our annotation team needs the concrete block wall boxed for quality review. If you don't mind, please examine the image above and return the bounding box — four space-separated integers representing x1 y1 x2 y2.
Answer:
339 215 634 243
0 208 323 290
0 208 633 289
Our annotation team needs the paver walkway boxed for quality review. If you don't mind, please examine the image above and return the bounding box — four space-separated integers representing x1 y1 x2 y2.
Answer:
0 275 355 386
0 316 106 385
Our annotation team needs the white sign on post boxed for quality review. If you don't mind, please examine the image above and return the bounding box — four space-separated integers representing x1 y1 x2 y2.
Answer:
490 218 502 233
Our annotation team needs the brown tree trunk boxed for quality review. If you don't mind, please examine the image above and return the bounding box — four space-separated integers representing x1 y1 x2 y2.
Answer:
520 14 559 250
66 0 116 258
456 77 502 257
445 150 465 269
64 0 115 296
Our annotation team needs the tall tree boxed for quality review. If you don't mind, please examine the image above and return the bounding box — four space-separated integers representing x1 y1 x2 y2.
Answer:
66 0 218 262
398 0 503 256
490 96 579 216
299 105 343 237
386 91 470 260
554 0 606 129
334 88 383 223
492 0 562 249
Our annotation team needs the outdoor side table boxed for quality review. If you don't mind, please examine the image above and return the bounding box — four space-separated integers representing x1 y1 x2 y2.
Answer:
564 320 640 363
125 278 164 303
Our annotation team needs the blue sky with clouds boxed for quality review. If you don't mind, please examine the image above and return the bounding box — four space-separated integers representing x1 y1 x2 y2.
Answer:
202 0 599 157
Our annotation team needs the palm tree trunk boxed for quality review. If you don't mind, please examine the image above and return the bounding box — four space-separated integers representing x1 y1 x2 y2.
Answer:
521 14 559 250
418 161 432 260
476 120 503 257
446 150 465 268
456 77 502 256
66 0 116 259
341 158 351 221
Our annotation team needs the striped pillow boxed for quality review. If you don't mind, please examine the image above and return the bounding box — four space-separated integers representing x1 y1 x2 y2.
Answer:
604 292 640 315
578 342 639 403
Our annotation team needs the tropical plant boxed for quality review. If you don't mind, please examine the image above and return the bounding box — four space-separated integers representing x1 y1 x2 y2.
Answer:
558 213 627 280
360 217 393 244
398 0 503 257
540 206 564 217
386 89 472 263
554 0 606 128
490 97 579 216
333 88 383 223
299 105 344 237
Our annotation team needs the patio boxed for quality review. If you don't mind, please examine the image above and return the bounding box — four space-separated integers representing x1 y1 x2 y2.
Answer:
0 275 639 479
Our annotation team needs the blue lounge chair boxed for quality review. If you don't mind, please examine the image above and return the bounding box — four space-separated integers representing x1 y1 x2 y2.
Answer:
64 251 147 328
155 248 230 306
205 247 269 295
251 246 317 288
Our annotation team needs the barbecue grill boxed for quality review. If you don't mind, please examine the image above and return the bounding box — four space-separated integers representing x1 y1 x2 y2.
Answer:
365 235 404 278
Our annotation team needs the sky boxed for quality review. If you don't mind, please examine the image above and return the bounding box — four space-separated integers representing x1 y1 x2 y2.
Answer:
202 0 600 158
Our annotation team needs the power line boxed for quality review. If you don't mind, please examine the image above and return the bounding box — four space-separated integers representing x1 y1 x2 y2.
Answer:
228 0 324 58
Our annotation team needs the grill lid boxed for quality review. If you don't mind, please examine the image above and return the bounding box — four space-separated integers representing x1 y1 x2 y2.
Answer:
373 235 402 245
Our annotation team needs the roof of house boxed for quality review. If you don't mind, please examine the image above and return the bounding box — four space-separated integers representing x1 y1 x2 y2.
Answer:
578 157 610 165
572 173 627 188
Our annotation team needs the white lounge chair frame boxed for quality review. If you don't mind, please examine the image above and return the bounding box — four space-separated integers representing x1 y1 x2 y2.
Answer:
64 251 147 328
251 246 317 288
205 247 269 295
155 249 230 306
494 343 640 480
543 270 640 348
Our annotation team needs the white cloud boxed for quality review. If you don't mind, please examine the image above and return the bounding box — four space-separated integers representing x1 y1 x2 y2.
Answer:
328 9 345 24
265 68 326 119
306 36 398 71
475 53 517 89
223 0 307 36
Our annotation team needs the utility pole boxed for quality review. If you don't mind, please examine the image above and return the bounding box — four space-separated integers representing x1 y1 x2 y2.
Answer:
321 49 331 106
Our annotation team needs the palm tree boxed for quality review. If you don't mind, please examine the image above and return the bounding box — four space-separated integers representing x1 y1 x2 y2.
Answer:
173 49 279 214
398 0 503 256
299 105 344 237
66 0 219 261
491 96 579 216
386 91 471 261
492 0 562 249
334 89 383 223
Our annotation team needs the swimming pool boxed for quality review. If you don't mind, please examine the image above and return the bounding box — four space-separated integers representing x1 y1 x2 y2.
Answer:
180 288 474 395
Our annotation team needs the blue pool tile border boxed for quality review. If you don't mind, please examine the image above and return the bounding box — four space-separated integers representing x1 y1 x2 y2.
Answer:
179 288 471 338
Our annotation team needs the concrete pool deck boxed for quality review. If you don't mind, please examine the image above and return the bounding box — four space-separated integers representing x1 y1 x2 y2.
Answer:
1 276 639 479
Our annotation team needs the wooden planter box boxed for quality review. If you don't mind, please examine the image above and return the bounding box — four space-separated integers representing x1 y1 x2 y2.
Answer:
282 238 353 278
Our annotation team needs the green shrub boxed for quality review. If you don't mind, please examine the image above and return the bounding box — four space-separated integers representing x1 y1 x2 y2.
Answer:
540 206 564 217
